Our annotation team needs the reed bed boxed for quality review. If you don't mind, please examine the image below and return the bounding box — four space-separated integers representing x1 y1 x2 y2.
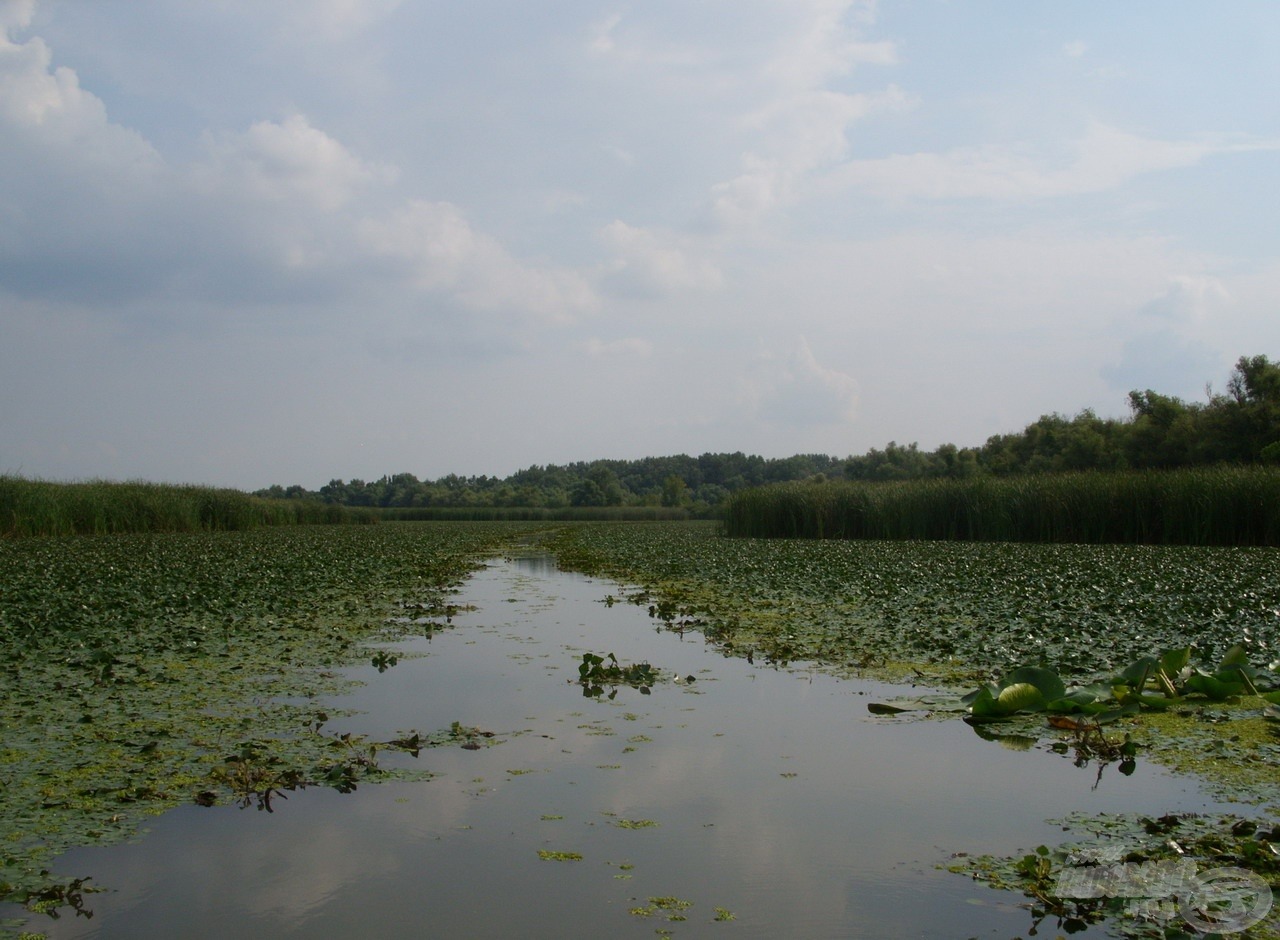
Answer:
722 467 1280 545
0 476 376 536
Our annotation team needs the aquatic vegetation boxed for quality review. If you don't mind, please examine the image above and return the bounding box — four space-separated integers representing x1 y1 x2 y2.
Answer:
547 523 1280 683
0 522 541 925
7 518 1280 937
536 850 583 862
723 467 1280 546
545 521 1280 935
630 896 693 921
0 475 375 536
576 652 657 698
949 646 1279 727
952 812 1280 938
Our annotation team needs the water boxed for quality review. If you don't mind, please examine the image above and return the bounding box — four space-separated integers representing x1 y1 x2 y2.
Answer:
32 555 1223 938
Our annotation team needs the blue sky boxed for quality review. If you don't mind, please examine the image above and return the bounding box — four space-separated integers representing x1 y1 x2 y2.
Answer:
2 0 1278 489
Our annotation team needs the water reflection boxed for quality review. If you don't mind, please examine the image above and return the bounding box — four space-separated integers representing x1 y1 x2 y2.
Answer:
33 556 1222 938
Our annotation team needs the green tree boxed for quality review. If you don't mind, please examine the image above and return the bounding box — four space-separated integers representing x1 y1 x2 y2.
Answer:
660 474 688 507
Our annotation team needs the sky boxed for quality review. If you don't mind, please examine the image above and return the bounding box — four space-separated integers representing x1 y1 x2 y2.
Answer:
1 0 1278 490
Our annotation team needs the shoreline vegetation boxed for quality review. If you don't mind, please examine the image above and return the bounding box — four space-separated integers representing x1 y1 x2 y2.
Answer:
723 467 1280 546
251 353 1280 523
0 477 377 537
6 468 1280 545
4 354 1276 541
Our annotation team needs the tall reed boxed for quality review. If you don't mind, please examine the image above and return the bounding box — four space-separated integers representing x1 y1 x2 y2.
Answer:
0 476 376 537
722 467 1280 545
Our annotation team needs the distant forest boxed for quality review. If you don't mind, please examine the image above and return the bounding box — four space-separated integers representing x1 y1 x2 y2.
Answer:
257 354 1280 511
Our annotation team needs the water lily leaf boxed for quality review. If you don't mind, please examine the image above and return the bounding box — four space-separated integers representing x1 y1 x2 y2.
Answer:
867 702 909 715
1118 656 1158 687
960 684 999 708
1055 683 1111 707
1185 672 1243 701
1218 644 1250 669
1093 702 1142 723
996 682 1046 714
1003 666 1065 703
1158 646 1191 677
965 686 1004 719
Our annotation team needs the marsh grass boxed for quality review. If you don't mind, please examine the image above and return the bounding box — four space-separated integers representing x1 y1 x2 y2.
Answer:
723 468 1280 545
0 476 375 537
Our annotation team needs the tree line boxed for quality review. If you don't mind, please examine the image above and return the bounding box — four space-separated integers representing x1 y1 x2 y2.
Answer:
257 354 1280 510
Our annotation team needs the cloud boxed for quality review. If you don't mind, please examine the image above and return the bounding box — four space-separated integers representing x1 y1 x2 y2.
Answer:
1141 274 1230 322
358 200 597 322
599 221 722 297
710 85 909 226
0 0 33 33
740 336 860 426
581 337 654 359
706 1 906 228
0 16 175 299
582 9 709 70
1100 275 1233 398
299 0 403 40
0 10 593 323
761 0 895 92
587 12 622 56
823 123 1280 201
0 15 159 168
195 114 394 212
205 0 404 43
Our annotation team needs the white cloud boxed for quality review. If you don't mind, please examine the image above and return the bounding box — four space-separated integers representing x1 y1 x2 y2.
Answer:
301 0 403 40
1100 274 1234 398
740 336 860 426
587 12 622 56
0 9 591 322
1063 40 1088 58
761 0 894 92
706 1 906 228
599 220 722 297
582 9 708 70
206 0 403 43
196 114 393 212
582 337 653 359
1143 274 1230 323
823 123 1280 201
0 0 33 33
711 85 910 226
358 200 597 322
0 15 159 169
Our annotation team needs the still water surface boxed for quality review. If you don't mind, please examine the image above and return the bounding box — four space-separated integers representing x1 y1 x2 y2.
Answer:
38 555 1223 938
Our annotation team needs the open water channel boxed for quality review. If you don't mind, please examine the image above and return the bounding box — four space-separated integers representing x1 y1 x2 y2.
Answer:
33 554 1229 938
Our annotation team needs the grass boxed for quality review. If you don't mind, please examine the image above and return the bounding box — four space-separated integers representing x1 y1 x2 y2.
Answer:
0 476 376 537
723 467 1280 545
